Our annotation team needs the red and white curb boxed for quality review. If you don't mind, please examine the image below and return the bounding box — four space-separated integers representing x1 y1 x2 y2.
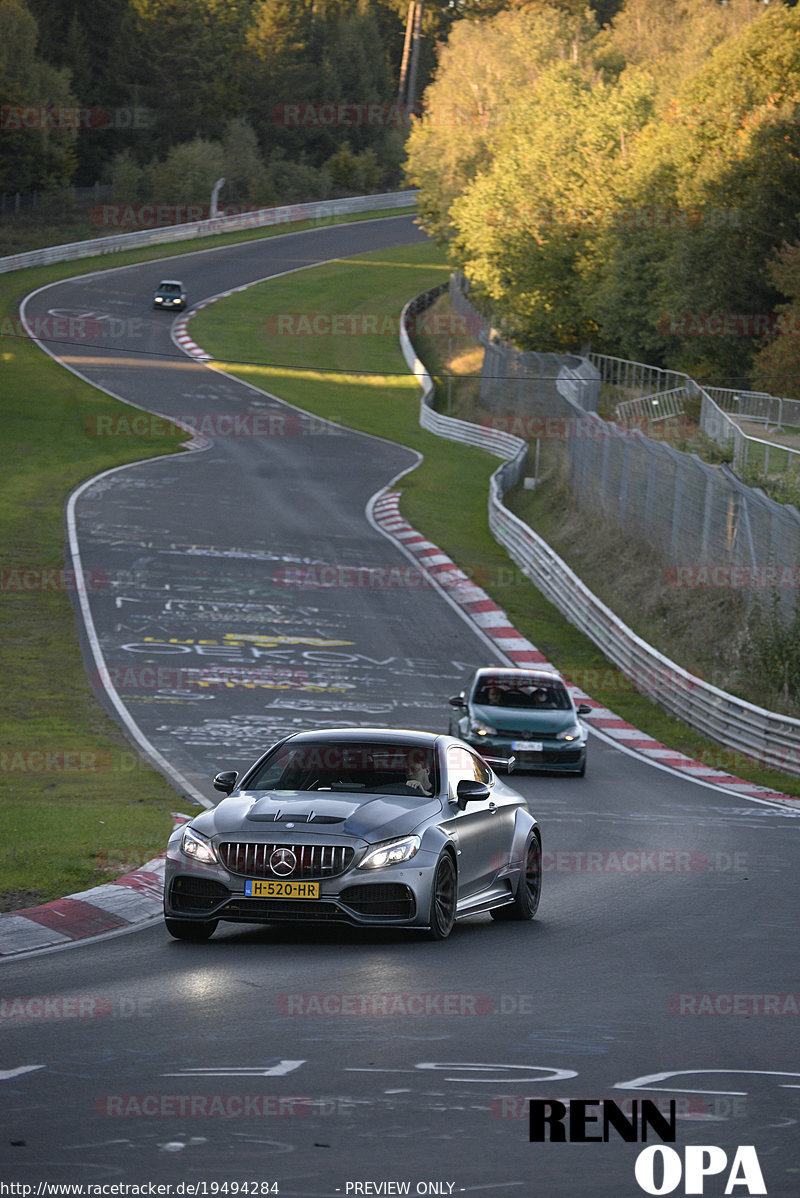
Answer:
173 289 251 360
0 816 190 959
371 490 800 812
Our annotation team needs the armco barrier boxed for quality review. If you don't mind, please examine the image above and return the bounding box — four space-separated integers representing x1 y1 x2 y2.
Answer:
0 190 419 275
399 290 800 778
403 286 528 468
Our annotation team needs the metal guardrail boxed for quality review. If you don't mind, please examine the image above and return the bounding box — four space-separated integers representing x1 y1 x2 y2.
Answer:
0 190 419 275
590 352 686 398
591 353 799 484
615 387 688 427
708 388 800 430
399 290 800 778
700 389 800 477
402 287 528 464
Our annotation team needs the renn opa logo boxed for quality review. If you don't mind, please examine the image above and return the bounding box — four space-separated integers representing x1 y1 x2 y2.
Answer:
529 1100 766 1195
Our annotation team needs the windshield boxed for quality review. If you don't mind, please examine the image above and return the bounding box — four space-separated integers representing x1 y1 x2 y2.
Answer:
158 283 182 293
474 676 571 711
245 741 439 797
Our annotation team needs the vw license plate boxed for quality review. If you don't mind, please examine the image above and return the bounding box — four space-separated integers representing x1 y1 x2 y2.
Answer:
511 740 543 752
245 879 320 899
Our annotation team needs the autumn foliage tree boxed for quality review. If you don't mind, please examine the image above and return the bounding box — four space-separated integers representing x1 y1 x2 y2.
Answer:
406 0 800 383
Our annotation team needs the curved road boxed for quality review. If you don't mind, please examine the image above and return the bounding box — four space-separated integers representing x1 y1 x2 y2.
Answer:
3 216 799 1197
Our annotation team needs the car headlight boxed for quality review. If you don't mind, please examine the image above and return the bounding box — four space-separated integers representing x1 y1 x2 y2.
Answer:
180 827 218 865
358 835 420 870
556 725 583 742
155 296 163 302
469 719 497 737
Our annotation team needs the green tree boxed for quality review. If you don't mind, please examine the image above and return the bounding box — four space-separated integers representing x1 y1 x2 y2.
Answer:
405 7 596 243
600 0 764 100
148 137 225 205
634 5 800 379
752 243 800 400
449 64 656 349
115 0 251 152
0 0 77 192
325 140 381 192
220 117 267 205
109 148 148 202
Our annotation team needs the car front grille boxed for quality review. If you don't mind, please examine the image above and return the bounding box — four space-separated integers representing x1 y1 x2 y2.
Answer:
219 841 355 879
514 747 583 764
500 728 559 740
339 884 414 919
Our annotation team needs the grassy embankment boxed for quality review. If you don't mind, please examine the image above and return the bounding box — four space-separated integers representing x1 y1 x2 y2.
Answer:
0 204 416 910
191 243 800 799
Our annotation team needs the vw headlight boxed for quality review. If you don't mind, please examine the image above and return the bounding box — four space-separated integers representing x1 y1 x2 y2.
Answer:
469 719 497 737
359 835 420 870
180 827 218 865
556 725 583 742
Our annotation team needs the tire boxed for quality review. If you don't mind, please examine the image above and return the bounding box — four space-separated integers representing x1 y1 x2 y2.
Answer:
491 833 541 921
165 916 218 941
427 852 457 940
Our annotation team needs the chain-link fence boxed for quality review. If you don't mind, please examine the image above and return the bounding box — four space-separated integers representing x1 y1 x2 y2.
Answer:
448 281 800 621
567 411 800 618
449 273 600 415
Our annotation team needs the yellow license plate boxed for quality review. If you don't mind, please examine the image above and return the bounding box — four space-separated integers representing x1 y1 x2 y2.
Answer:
245 879 320 899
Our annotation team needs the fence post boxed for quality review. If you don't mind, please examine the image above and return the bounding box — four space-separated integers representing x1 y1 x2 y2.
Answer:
670 454 683 562
644 442 657 537
700 467 714 560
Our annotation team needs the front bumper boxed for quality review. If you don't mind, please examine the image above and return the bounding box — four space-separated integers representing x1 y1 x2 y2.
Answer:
468 733 586 772
163 849 440 929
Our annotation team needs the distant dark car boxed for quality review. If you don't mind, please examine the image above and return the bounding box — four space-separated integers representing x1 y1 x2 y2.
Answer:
449 667 591 776
163 727 541 942
153 279 186 311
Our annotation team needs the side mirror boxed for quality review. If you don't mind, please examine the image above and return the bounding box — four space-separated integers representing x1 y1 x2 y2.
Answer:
448 694 466 707
213 770 238 795
481 754 515 775
576 703 592 716
456 778 490 809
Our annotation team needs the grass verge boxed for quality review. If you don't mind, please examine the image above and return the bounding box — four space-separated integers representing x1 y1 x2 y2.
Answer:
191 246 800 800
0 205 416 910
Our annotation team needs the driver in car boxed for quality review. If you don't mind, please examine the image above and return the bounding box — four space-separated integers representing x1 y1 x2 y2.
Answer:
406 760 433 796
